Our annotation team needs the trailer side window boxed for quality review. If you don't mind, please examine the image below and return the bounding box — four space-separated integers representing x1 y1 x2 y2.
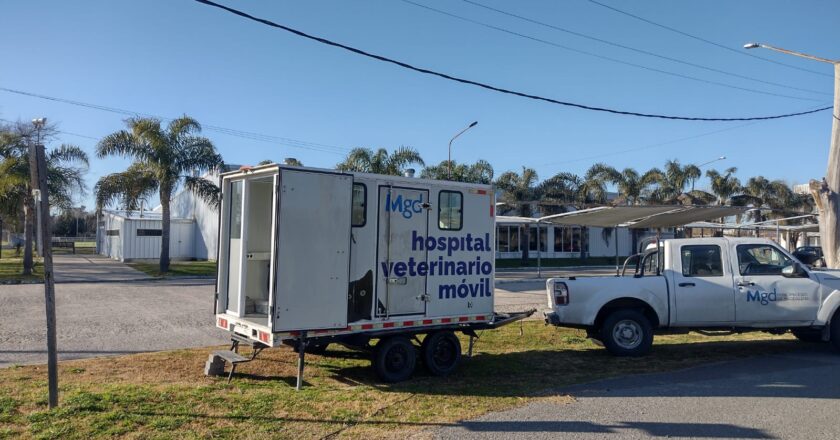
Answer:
681 245 723 277
352 183 367 227
136 229 162 237
438 191 463 231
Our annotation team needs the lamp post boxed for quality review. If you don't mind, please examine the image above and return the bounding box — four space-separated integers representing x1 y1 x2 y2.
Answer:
745 42 839 267
692 156 726 191
448 121 478 180
32 118 47 256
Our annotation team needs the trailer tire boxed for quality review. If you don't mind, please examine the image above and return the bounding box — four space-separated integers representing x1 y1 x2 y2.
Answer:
791 329 823 343
600 309 653 357
422 331 462 377
373 336 416 383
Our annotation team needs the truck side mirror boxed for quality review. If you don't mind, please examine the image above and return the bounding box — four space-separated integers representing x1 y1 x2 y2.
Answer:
782 262 808 278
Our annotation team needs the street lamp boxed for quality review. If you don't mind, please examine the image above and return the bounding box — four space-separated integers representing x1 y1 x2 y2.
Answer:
691 156 726 191
745 42 839 266
448 121 478 180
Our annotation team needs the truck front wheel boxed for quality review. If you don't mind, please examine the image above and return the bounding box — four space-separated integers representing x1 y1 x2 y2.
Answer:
373 336 417 383
600 309 653 357
831 314 840 353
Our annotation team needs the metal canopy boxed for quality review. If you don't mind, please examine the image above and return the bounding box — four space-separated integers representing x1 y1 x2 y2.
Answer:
534 206 746 229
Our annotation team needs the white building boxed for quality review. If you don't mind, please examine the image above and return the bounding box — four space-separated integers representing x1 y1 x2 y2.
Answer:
97 210 196 261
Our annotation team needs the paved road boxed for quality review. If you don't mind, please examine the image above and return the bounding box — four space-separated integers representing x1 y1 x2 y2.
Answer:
0 278 226 367
53 254 153 283
0 277 541 366
436 346 840 440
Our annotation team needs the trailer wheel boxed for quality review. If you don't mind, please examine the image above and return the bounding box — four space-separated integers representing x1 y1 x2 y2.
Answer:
373 336 416 383
600 309 653 357
791 329 823 343
421 331 462 376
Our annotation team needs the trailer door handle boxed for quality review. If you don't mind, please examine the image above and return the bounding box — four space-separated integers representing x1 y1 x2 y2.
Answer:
737 281 755 287
386 277 407 285
678 282 695 287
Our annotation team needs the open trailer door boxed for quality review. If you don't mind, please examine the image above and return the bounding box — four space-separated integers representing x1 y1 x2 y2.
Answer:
273 169 353 332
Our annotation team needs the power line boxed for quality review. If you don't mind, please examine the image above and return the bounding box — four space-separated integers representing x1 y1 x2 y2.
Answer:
192 0 831 121
0 87 350 155
457 0 829 96
586 0 833 79
402 0 821 102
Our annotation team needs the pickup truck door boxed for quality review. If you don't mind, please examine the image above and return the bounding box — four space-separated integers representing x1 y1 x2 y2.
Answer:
672 244 736 324
733 243 821 323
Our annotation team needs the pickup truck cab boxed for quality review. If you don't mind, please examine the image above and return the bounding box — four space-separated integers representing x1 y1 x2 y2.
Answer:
544 237 840 356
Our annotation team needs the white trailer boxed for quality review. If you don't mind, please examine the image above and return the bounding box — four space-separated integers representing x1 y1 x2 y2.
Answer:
211 164 531 384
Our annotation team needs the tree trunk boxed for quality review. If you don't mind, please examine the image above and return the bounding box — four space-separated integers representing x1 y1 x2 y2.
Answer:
159 183 172 274
22 194 35 275
812 64 840 269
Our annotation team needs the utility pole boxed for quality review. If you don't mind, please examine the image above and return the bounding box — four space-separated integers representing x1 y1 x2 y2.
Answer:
29 137 58 409
745 43 839 268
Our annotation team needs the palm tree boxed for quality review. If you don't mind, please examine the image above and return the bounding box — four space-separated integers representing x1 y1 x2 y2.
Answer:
496 167 540 264
95 116 223 273
336 147 424 176
706 167 742 205
584 163 660 205
737 176 813 222
420 159 494 183
0 120 88 275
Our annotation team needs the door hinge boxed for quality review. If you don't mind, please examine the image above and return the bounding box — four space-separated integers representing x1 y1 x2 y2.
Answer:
417 294 431 302
386 277 407 285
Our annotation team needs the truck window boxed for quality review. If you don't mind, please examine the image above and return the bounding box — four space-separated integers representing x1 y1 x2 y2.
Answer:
641 250 659 275
439 190 463 230
680 245 723 277
351 183 366 227
736 244 791 275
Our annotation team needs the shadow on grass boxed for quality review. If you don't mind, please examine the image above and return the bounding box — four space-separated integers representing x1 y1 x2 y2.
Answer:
305 338 836 400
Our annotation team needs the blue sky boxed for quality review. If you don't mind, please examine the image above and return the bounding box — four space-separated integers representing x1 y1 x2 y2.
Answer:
1 0 837 209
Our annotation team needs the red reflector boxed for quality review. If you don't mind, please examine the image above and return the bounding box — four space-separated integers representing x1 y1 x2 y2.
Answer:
361 324 374 330
459 317 470 322
403 321 414 326
490 204 494 217
219 318 228 328
258 331 270 343
383 322 395 328
289 331 300 336
422 319 434 325
475 315 485 321
476 189 487 195
441 318 451 323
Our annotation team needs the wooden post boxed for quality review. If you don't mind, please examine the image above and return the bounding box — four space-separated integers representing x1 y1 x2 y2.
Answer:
29 144 58 409
811 63 840 268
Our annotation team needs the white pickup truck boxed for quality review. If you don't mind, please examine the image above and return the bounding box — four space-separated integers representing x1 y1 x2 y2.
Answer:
544 237 840 356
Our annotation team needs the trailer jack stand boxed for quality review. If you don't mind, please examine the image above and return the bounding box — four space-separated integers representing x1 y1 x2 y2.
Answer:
463 329 479 358
296 332 307 391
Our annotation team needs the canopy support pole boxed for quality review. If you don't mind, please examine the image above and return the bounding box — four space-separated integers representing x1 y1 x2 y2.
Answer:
537 222 542 279
615 226 620 276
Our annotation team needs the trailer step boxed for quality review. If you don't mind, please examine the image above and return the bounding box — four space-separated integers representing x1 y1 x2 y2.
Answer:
213 350 250 364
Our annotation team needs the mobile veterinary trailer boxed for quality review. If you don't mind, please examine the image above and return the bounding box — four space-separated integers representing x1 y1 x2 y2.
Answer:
212 164 531 384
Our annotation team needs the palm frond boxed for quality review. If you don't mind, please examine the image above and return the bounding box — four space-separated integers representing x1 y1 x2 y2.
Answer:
184 176 221 209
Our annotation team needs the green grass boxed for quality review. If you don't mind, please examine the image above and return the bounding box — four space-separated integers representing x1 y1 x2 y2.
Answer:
496 256 628 268
0 323 806 439
128 260 217 278
0 250 42 283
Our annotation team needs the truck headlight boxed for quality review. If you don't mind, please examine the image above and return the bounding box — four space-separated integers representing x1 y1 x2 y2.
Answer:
553 282 569 306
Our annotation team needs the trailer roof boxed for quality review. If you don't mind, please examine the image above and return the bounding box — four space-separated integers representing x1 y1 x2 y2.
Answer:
219 163 495 191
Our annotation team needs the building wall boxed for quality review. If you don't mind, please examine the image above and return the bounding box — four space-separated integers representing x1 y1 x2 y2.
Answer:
495 223 637 259
162 176 221 260
98 212 196 261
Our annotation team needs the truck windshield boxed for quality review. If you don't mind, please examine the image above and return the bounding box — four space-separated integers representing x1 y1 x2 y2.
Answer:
737 244 792 275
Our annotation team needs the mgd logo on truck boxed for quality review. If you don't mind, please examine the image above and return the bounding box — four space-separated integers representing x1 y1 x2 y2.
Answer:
746 289 776 305
386 192 425 219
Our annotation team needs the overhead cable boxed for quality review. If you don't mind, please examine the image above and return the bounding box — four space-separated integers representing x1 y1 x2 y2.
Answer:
457 0 828 95
586 0 833 78
0 87 350 155
193 0 832 122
